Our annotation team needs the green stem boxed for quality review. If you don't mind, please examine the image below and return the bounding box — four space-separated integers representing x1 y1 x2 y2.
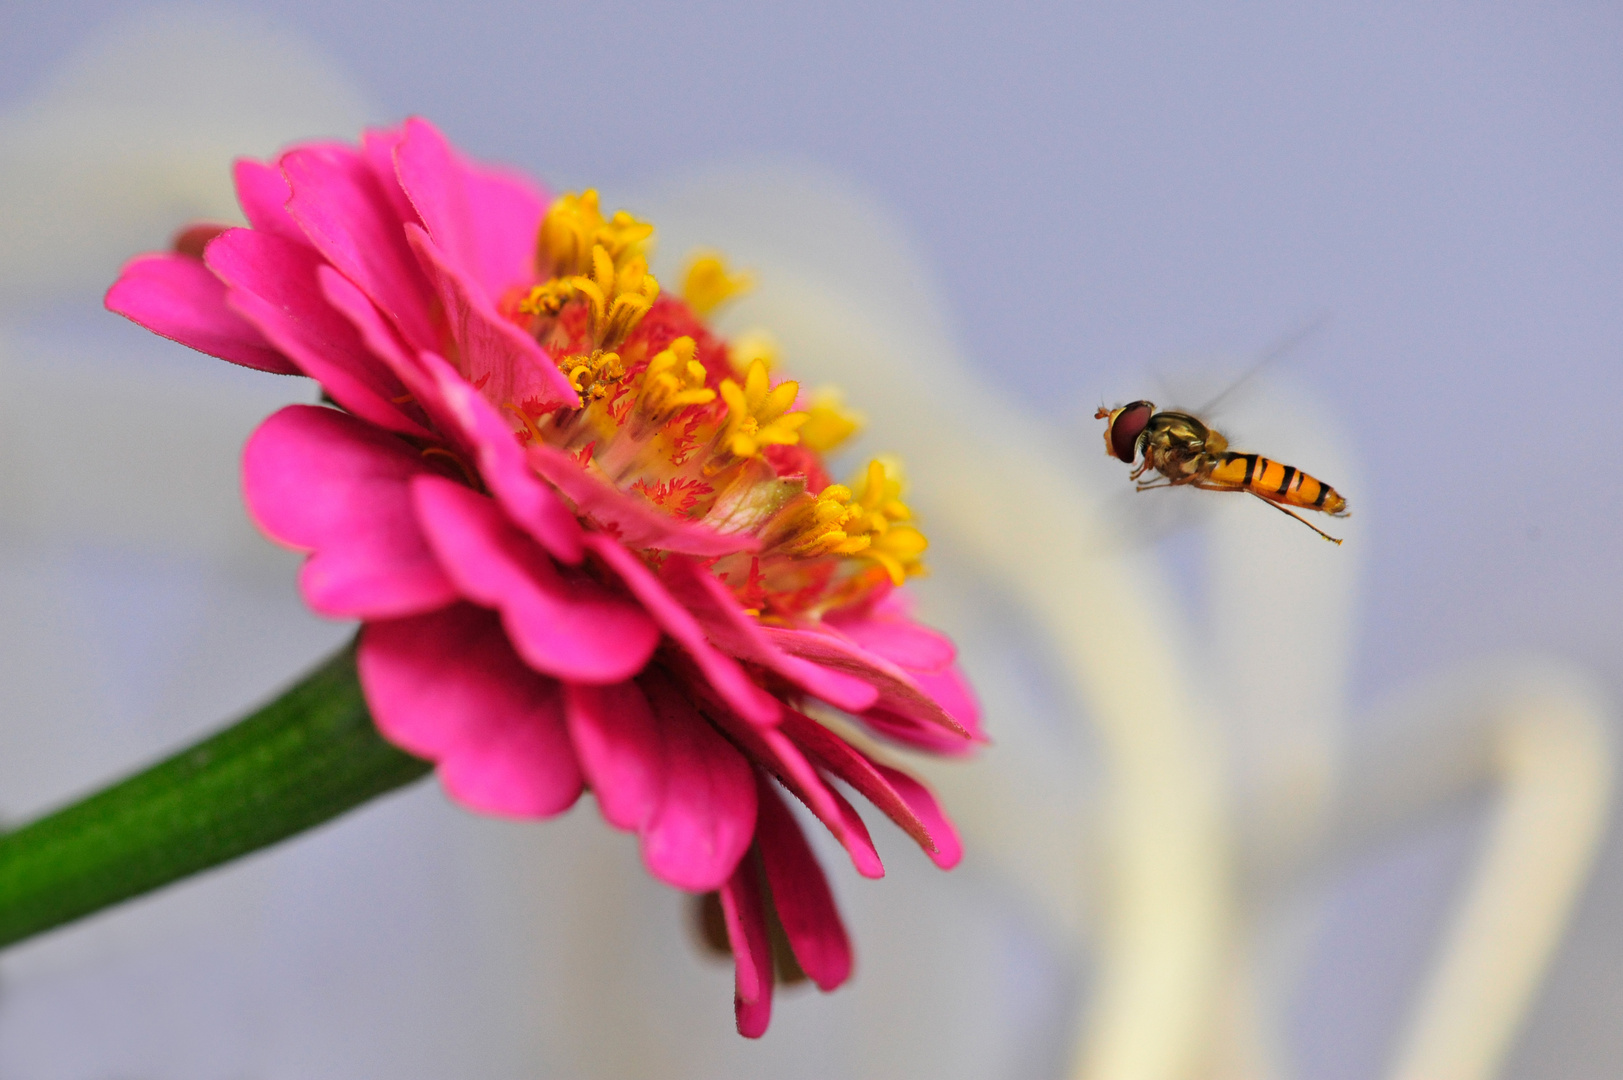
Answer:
0 641 431 949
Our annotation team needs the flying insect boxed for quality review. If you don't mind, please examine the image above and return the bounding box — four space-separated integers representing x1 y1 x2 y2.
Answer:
1095 400 1349 544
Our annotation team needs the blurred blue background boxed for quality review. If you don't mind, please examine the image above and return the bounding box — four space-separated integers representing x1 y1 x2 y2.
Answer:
1 2 1620 1077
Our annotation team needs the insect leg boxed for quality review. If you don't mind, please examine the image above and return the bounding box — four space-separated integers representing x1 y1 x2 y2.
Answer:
1248 491 1344 545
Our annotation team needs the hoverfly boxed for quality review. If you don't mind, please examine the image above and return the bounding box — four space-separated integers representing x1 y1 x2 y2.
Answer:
1094 399 1350 544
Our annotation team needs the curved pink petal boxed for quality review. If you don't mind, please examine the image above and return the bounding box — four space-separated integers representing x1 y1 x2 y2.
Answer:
393 116 545 295
719 847 773 1038
909 663 983 735
206 228 432 438
361 125 422 232
528 444 757 558
405 223 578 414
243 405 457 618
563 680 661 832
661 557 879 713
859 664 985 756
825 609 956 673
315 266 471 452
394 117 482 288
870 762 962 868
781 711 962 868
359 603 583 818
232 158 308 245
763 626 973 741
421 353 585 562
462 161 546 296
857 712 983 757
620 671 758 892
281 142 437 351
410 475 658 683
582 534 780 725
105 253 295 374
701 697 884 880
754 776 853 991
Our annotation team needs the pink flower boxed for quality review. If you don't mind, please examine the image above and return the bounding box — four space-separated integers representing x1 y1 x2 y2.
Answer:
106 118 982 1036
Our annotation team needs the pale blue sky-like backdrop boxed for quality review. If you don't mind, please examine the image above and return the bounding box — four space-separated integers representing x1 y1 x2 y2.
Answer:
2 3 1621 1078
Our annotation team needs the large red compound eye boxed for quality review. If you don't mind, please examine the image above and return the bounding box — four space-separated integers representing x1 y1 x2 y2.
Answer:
1108 401 1153 463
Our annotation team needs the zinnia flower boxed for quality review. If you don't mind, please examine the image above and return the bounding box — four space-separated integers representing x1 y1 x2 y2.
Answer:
105 117 981 1036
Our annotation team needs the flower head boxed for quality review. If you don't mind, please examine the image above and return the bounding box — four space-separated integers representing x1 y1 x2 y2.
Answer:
106 118 981 1036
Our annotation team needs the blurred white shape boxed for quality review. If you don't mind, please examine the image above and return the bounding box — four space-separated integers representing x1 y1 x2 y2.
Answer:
1364 664 1612 1080
0 3 370 307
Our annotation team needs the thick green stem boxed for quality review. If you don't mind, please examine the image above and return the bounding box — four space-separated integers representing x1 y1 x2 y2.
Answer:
0 642 431 949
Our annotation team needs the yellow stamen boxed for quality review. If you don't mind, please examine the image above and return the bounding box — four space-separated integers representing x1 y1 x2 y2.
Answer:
569 245 659 349
767 483 874 558
518 278 576 318
842 458 926 584
798 387 863 454
537 190 654 280
637 336 716 422
682 251 754 317
728 331 779 374
557 349 625 401
716 358 807 461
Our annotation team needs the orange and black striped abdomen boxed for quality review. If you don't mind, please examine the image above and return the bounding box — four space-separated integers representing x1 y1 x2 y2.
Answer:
1205 452 1348 516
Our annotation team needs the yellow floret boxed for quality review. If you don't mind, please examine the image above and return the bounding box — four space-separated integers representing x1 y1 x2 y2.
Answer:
682 251 754 317
570 245 660 349
728 331 779 374
637 337 716 421
716 358 807 461
537 190 655 280
798 387 863 454
844 458 927 584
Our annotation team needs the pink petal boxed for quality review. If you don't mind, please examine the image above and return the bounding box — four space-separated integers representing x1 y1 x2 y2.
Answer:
410 475 658 683
869 761 963 868
232 158 308 245
528 444 757 558
583 534 780 725
824 608 956 673
405 223 579 414
393 116 544 295
754 776 853 991
242 405 457 618
319 268 577 577
589 669 758 892
358 603 583 818
206 228 432 437
105 253 295 374
702 699 884 880
394 119 478 271
857 712 984 757
763 626 973 741
421 353 585 563
361 125 423 233
462 161 546 296
281 142 438 351
719 847 773 1038
781 711 962 869
859 665 985 757
908 663 983 736
661 557 879 713
563 680 661 832
315 266 473 456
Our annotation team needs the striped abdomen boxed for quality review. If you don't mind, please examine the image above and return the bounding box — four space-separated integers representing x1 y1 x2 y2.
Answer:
1206 452 1347 516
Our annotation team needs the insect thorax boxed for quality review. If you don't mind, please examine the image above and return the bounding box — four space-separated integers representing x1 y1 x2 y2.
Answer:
1143 411 1228 477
